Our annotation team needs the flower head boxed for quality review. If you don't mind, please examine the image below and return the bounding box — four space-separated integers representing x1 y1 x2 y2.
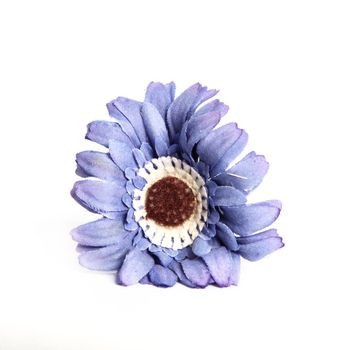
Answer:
71 82 284 288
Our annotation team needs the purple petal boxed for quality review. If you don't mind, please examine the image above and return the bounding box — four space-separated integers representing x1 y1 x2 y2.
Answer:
152 251 173 267
132 176 147 190
216 222 239 251
191 237 212 257
109 140 138 170
85 121 135 148
109 97 147 143
132 149 147 168
166 83 218 141
197 123 248 176
136 238 151 250
117 248 155 286
76 151 125 182
214 152 269 194
145 82 176 119
71 217 130 246
149 265 177 287
237 228 279 245
71 180 127 214
203 247 240 287
213 186 247 206
222 200 282 236
169 261 196 288
239 236 284 261
195 99 229 118
155 139 168 157
181 258 211 288
141 102 170 151
140 142 155 160
107 101 141 147
79 244 129 271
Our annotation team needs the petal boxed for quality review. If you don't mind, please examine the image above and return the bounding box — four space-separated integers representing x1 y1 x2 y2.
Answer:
149 265 177 287
223 200 282 236
71 180 127 214
76 151 125 182
144 82 175 119
166 83 218 141
195 99 229 118
214 152 269 194
78 244 129 271
117 248 155 286
203 247 240 287
140 142 155 160
141 102 170 150
216 222 239 251
109 97 148 143
191 237 212 257
213 186 247 206
181 258 211 288
86 121 134 148
237 228 280 245
197 123 248 176
152 251 173 267
109 140 137 170
106 101 141 147
238 236 284 261
71 217 129 246
168 261 196 288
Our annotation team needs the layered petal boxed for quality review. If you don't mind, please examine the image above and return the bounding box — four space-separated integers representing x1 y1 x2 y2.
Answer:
216 222 239 251
141 102 170 152
191 237 212 257
181 258 211 288
71 180 127 214
213 186 247 206
76 151 125 182
166 83 218 141
145 82 175 119
71 217 129 246
149 265 177 287
203 247 240 287
86 121 134 148
197 123 248 176
222 200 282 236
78 244 129 271
109 140 138 170
118 248 155 286
168 261 196 288
237 229 284 261
214 152 269 193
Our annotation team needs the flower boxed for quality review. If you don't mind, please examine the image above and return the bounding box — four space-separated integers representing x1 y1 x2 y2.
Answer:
71 82 284 288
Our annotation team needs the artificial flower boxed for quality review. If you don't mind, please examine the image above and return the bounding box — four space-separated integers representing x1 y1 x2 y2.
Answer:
71 82 283 288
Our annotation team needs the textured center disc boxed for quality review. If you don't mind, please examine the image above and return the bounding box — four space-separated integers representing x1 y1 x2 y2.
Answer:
145 176 197 227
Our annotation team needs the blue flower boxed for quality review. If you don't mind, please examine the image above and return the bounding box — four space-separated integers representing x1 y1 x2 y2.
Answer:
71 82 284 288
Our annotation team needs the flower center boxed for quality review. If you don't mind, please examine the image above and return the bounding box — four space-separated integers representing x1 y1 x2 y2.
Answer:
145 176 197 227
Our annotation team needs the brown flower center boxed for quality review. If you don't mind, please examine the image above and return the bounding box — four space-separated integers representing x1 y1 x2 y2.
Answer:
145 176 197 227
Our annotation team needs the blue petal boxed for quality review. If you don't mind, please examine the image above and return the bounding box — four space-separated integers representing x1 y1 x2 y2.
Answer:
117 248 155 286
71 217 129 246
132 176 147 190
213 186 247 206
197 123 248 176
202 247 240 287
237 228 279 244
140 142 155 160
191 237 212 257
76 151 125 182
136 238 151 250
107 101 141 147
149 265 177 287
152 251 173 267
195 99 229 118
141 102 170 152
214 152 269 194
85 121 134 148
132 148 147 168
222 200 282 236
71 180 127 214
155 139 168 157
145 81 175 119
109 140 138 170
166 83 218 141
169 261 197 288
216 222 239 251
238 236 284 261
79 244 129 271
181 258 211 288
109 97 148 143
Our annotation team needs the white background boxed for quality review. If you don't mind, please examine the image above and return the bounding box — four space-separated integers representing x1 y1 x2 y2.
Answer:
0 0 349 349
